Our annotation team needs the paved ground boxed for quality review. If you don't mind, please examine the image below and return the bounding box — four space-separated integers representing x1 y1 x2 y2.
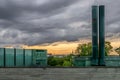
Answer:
0 68 120 80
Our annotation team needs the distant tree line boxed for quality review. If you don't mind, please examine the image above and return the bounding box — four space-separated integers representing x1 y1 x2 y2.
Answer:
48 54 73 67
48 41 120 66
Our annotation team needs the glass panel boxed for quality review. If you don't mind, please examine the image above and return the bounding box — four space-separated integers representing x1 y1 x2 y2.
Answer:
0 48 4 67
16 49 24 67
32 50 47 66
5 48 14 67
25 49 32 67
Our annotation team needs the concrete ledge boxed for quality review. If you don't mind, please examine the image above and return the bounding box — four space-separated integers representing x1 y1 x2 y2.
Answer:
0 68 120 80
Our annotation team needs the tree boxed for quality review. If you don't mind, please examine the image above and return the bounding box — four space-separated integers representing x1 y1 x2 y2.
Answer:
63 54 73 66
105 41 113 56
48 56 58 66
47 54 74 67
75 41 113 56
64 54 73 61
62 61 72 67
75 42 92 56
115 47 120 56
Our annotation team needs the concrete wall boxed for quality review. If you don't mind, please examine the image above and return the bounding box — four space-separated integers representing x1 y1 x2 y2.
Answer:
0 68 120 80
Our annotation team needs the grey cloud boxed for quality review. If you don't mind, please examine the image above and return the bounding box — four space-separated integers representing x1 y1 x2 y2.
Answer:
0 0 79 20
0 0 120 46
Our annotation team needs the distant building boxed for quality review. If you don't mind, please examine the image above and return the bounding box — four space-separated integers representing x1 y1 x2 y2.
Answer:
53 55 66 58
47 53 53 57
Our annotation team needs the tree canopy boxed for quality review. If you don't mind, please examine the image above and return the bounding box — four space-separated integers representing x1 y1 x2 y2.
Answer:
75 41 113 56
75 43 92 56
115 47 120 56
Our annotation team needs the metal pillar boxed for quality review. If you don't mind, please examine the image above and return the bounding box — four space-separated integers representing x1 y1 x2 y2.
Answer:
99 5 105 66
91 6 99 66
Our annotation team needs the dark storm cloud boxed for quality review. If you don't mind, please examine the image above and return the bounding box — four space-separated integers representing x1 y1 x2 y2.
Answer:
0 0 79 20
0 0 120 46
0 0 80 31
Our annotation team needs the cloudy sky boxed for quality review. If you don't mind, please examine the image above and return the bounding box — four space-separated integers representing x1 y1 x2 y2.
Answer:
0 0 120 49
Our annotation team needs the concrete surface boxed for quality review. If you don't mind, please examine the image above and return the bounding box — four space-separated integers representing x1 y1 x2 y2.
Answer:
0 68 120 80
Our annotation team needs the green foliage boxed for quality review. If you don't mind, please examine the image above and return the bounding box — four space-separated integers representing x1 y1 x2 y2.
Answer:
75 42 92 56
48 54 73 67
75 41 113 56
105 41 113 56
62 61 72 67
47 56 57 66
48 56 64 66
115 47 120 56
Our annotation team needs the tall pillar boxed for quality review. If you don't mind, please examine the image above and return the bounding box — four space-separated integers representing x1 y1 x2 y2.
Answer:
99 5 105 66
91 6 99 66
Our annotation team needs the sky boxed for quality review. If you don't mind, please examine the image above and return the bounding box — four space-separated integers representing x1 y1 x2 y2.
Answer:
0 0 120 54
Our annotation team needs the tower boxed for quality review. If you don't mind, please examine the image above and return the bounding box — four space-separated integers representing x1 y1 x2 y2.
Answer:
99 5 105 66
91 5 105 66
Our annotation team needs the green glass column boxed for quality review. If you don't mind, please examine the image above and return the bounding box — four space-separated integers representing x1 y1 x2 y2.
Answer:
0 48 5 67
99 5 105 66
91 6 99 66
